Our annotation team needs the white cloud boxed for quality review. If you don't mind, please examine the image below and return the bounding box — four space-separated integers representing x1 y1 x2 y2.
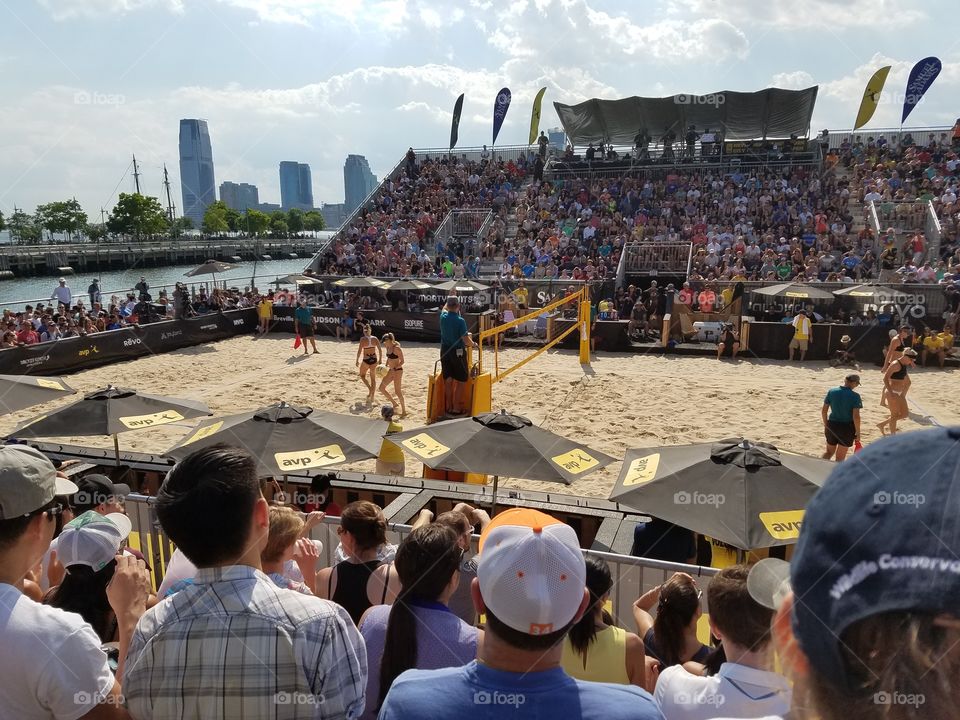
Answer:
772 70 815 89
675 0 925 28
38 0 184 20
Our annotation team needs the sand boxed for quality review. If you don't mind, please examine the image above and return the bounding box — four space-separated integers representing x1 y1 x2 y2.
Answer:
2 333 957 499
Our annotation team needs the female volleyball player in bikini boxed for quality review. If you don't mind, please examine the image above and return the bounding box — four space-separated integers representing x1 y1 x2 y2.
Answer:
355 324 381 405
378 333 406 417
878 348 917 435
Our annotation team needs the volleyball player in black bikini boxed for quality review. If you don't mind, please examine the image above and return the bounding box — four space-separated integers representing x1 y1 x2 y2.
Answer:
379 332 407 417
878 348 916 435
355 324 381 405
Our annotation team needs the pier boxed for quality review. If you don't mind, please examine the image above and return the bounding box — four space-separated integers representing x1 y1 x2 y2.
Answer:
0 237 327 278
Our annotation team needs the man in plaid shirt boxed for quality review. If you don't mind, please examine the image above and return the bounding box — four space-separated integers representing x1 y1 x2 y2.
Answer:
123 445 367 719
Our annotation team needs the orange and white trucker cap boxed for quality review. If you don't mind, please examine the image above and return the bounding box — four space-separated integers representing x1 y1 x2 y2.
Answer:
477 508 586 636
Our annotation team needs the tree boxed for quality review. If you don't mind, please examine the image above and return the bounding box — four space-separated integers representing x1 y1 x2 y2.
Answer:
270 215 288 237
201 201 230 234
35 199 88 241
8 210 40 244
0 210 5 235
304 210 326 234
286 207 305 235
107 193 168 237
224 206 242 234
244 209 270 236
86 222 107 243
171 216 193 233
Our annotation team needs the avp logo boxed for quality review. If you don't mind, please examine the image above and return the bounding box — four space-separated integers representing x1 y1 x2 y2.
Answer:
232 318 245 326
404 319 424 329
123 337 142 347
161 330 183 341
77 346 99 358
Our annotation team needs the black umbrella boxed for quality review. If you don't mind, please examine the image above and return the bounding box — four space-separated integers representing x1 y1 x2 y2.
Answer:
184 259 241 277
385 409 615 511
608 438 833 550
0 374 77 414
166 401 382 477
751 282 835 300
10 385 211 465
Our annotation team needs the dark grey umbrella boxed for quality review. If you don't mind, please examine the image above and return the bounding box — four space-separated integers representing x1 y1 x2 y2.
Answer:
0 374 77 414
609 438 832 550
385 409 615 511
166 401 382 477
275 274 318 285
751 282 835 300
10 385 211 465
184 259 240 277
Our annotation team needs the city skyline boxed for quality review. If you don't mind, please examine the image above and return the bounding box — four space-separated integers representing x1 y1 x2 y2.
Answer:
279 161 314 210
343 155 378 215
1 1 959 217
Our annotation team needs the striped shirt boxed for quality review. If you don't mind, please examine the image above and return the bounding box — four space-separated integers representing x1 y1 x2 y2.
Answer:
123 565 367 720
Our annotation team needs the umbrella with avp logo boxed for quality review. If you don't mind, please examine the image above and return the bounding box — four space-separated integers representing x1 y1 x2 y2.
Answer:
165 401 382 477
0 374 77 414
9 385 211 465
608 438 833 550
751 282 836 301
384 409 615 512
333 276 388 289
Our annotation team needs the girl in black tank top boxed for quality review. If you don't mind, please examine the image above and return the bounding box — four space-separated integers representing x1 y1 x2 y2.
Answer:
330 560 391 625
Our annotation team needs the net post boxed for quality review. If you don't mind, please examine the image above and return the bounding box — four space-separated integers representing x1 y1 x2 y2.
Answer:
579 287 591 365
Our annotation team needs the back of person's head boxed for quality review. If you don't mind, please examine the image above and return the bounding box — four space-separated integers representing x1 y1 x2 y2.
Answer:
653 572 703 666
434 510 471 538
378 525 462 706
767 427 960 720
568 555 614 659
708 565 773 654
477 508 586 652
262 505 303 564
45 562 117 642
340 500 386 552
156 444 261 567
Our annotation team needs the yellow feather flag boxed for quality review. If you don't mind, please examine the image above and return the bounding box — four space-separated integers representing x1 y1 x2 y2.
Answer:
853 66 891 130
528 86 547 145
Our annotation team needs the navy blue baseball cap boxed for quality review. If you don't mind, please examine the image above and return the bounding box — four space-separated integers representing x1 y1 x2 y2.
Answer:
790 426 960 691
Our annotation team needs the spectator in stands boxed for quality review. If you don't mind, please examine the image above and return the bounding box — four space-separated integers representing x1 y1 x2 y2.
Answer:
43 510 135 642
316 499 400 624
0 445 150 718
378 508 661 720
123 444 367 719
561 555 647 687
359 524 479 720
761 427 960 720
633 572 711 671
1 330 16 347
654 565 791 719
300 471 342 516
260 505 317 594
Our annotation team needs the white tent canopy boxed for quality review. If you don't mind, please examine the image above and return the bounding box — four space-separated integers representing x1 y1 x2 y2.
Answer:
554 87 818 146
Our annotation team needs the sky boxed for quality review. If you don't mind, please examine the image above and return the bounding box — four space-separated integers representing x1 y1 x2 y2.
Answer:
1 0 958 221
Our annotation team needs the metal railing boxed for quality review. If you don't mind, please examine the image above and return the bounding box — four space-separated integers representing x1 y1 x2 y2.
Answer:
124 493 716 618
622 242 694 275
825 125 952 150
412 144 535 165
926 201 943 262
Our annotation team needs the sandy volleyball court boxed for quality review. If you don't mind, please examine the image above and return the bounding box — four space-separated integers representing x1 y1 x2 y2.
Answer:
3 333 957 499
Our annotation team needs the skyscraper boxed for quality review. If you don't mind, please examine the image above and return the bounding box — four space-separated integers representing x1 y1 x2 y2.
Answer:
219 181 259 212
178 119 216 227
343 154 378 214
279 161 313 210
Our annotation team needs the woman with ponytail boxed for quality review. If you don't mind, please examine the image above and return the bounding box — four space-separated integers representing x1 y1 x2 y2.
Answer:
633 571 711 671
561 556 647 687
358 525 479 720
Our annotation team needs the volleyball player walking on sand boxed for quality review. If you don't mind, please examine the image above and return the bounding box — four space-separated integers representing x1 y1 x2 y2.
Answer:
355 324 381 405
878 348 917 435
379 333 406 417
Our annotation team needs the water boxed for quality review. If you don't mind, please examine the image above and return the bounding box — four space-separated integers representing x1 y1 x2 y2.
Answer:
0 258 315 309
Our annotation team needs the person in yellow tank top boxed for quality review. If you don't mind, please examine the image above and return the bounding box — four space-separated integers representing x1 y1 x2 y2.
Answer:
560 556 649 689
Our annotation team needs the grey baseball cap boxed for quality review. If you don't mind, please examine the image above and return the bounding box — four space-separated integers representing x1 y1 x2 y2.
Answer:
0 445 78 518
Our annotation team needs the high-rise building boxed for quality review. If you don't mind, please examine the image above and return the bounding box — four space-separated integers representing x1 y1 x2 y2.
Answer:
343 154 378 214
219 181 259 212
279 161 313 210
178 119 216 226
320 203 347 230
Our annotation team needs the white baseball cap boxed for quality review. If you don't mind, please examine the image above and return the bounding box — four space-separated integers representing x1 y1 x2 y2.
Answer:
477 508 586 636
57 510 132 571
